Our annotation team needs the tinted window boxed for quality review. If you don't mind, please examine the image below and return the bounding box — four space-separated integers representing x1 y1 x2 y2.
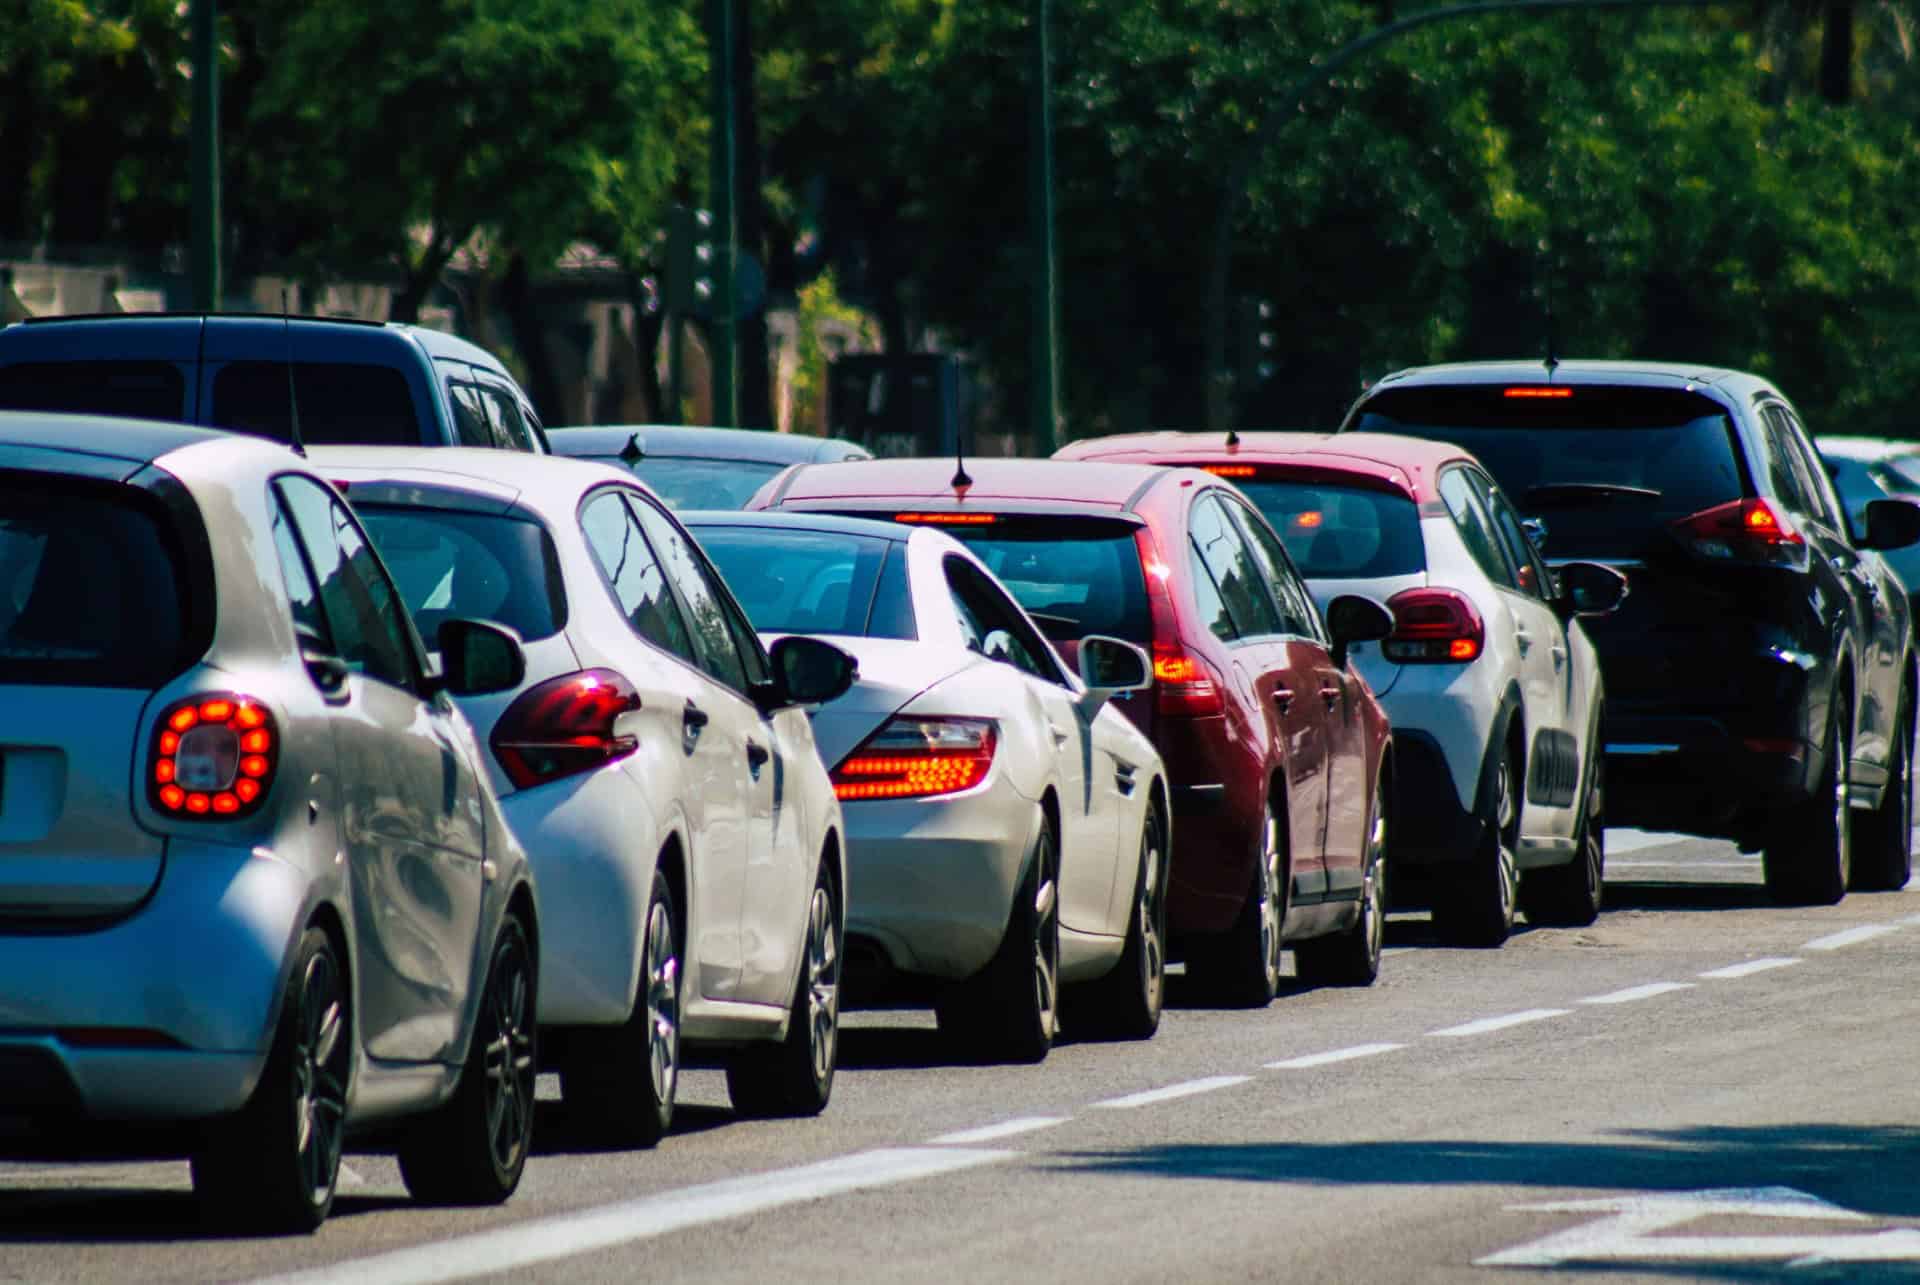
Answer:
1222 495 1323 637
1189 543 1238 642
0 361 187 420
1353 385 1746 558
943 556 1061 684
1474 472 1551 598
0 477 189 686
356 506 566 645
947 516 1152 645
446 379 495 448
1189 494 1284 638
694 525 914 640
275 476 418 689
618 457 785 510
1236 480 1425 579
475 380 536 452
212 363 419 446
1871 455 1920 496
1759 409 1812 515
271 501 327 642
1437 468 1516 590
580 491 696 664
627 495 748 691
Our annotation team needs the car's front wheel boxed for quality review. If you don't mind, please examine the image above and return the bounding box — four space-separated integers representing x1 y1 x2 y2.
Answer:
1435 741 1520 947
563 868 680 1147
937 817 1060 1062
1295 773 1387 987
728 860 842 1116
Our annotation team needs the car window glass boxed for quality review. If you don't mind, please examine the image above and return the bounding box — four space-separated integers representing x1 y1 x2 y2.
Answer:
1189 493 1283 638
1778 410 1847 534
943 555 1061 684
1473 473 1551 599
627 494 748 691
212 363 418 446
1222 495 1323 639
1759 406 1813 517
580 490 697 664
270 500 328 644
445 377 494 448
477 380 537 452
1188 543 1239 642
1437 467 1517 590
275 476 418 690
0 361 187 420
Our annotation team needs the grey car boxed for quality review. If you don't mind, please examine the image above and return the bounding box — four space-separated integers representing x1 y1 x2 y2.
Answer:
0 413 539 1230
548 424 870 509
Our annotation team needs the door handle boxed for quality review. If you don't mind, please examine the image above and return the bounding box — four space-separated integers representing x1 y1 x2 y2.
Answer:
1320 686 1342 710
1514 629 1533 654
1273 686 1295 712
1047 722 1070 747
746 740 769 779
683 701 709 733
1550 643 1567 668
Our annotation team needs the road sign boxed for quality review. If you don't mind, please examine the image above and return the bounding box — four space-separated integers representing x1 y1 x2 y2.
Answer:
1479 1186 1920 1268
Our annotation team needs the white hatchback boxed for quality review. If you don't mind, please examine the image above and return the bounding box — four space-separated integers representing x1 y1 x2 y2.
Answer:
315 448 856 1144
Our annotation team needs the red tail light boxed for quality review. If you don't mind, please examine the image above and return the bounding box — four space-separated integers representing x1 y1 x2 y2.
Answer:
1383 588 1485 663
1152 646 1226 716
1670 498 1806 567
831 717 996 801
491 669 642 789
151 694 277 818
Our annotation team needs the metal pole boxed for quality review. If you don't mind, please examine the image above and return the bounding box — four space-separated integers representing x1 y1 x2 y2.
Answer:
1027 0 1060 454
708 0 737 427
666 315 685 423
189 0 220 311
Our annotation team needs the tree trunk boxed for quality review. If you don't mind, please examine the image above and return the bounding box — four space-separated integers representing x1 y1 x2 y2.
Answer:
1820 2 1854 103
734 1 774 429
630 273 666 421
0 74 42 245
501 250 564 424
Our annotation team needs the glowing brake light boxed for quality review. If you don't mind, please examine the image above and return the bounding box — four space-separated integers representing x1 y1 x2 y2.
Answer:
1152 646 1225 716
831 717 996 801
1382 588 1485 664
892 512 998 525
151 695 278 818
1670 498 1806 567
1293 511 1324 529
1201 465 1257 478
1503 387 1573 399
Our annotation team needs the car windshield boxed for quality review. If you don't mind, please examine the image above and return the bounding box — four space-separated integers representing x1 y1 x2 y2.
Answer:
211 362 419 446
1352 385 1744 558
591 456 785 509
944 517 1152 644
0 477 190 686
355 504 566 645
0 361 187 421
1235 479 1425 579
693 525 914 639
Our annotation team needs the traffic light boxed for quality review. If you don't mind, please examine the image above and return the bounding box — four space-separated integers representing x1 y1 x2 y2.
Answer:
1236 296 1278 389
665 206 715 316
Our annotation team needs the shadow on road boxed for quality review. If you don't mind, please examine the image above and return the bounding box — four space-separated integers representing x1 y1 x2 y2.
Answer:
1601 881 1776 911
0 1188 411 1241
531 1100 734 1156
1049 1122 1920 1221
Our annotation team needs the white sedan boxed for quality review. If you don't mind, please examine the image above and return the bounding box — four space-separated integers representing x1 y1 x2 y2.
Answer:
314 447 856 1144
687 510 1171 1063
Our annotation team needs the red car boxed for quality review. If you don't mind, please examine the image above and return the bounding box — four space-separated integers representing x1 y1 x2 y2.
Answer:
748 458 1396 1005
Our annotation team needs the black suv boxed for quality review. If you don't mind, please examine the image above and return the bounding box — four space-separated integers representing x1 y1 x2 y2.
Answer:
1340 360 1920 903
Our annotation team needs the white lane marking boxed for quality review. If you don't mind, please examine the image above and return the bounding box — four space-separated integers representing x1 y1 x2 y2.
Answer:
1089 1075 1252 1110
1265 1042 1405 1070
926 1116 1067 1145
252 1147 1011 1285
1578 982 1695 1005
1380 947 1414 958
1699 957 1800 979
338 1163 366 1188
1604 829 1706 855
1801 924 1901 952
1427 1009 1570 1038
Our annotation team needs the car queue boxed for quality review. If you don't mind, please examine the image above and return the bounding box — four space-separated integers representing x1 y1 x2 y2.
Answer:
4 328 1919 1235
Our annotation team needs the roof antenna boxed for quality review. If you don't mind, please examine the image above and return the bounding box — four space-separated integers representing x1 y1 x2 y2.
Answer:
619 432 644 466
951 431 972 499
281 286 307 457
1225 428 1241 451
1542 263 1559 373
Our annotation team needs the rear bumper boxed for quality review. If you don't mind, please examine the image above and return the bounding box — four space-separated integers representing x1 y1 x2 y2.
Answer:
1604 711 1819 837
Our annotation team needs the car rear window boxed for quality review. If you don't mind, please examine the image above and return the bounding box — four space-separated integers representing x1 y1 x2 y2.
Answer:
0 361 187 421
211 362 420 446
0 476 193 686
607 457 785 510
355 505 566 645
1235 479 1424 579
1351 385 1745 558
941 516 1152 645
693 525 915 639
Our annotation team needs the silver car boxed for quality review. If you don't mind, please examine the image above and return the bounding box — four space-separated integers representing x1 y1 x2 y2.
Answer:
689 511 1170 1063
0 413 539 1231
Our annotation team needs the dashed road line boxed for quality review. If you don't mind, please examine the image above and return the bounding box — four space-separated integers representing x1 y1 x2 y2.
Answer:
926 1117 1068 1146
1090 1075 1252 1110
1428 1009 1571 1039
1265 1042 1405 1070
1802 924 1901 952
1578 982 1695 1005
1699 957 1800 980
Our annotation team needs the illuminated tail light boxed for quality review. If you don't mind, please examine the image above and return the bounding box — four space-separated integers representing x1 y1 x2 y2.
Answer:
831 717 996 801
151 694 277 818
491 669 642 789
1133 526 1227 718
1670 498 1807 568
1382 588 1485 663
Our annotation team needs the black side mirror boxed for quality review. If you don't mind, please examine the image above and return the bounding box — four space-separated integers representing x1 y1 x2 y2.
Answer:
296 622 349 693
1325 594 1394 668
436 618 527 696
1860 498 1920 551
768 635 858 709
1555 561 1630 617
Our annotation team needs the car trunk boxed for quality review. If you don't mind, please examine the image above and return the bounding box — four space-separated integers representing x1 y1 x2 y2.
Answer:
794 637 977 770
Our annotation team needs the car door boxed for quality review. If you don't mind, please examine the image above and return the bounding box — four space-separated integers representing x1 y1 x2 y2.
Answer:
1188 491 1330 904
273 474 487 1063
626 491 794 1008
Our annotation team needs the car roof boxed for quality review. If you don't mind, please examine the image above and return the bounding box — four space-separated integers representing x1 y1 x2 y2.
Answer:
0 410 238 476
549 425 870 465
764 456 1175 515
0 313 510 375
1362 358 1748 389
1056 429 1475 504
307 444 640 514
681 508 911 542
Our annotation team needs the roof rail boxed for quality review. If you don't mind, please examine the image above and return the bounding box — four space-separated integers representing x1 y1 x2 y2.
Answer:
18 311 385 327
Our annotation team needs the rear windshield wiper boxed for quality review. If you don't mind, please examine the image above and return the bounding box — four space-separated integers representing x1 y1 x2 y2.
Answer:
1522 482 1664 509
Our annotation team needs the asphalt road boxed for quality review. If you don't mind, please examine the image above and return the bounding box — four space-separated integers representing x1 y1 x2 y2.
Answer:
7 830 1920 1283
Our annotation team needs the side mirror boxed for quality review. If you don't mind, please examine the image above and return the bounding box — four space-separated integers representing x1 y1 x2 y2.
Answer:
1075 634 1151 720
1555 561 1629 618
1860 498 1920 551
768 634 858 709
1521 515 1549 553
1325 594 1394 668
435 618 527 696
295 622 349 694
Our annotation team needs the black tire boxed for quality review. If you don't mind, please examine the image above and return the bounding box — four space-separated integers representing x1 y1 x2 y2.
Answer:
1851 695 1913 892
562 869 679 1147
1186 798 1285 1007
727 861 842 1117
936 818 1059 1063
1070 803 1169 1039
1435 741 1520 947
398 912 537 1205
192 926 350 1233
1766 702 1853 906
1520 749 1605 928
1295 774 1387 987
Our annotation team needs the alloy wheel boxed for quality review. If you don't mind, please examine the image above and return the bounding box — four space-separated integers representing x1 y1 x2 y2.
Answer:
805 886 840 1084
644 899 680 1109
291 947 348 1211
1494 754 1519 925
1259 807 1284 989
482 935 537 1174
1138 818 1166 1012
1361 799 1386 968
1033 833 1060 1041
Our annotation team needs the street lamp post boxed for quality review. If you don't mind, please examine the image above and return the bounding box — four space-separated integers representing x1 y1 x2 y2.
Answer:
189 0 220 312
708 0 738 427
1027 0 1060 455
